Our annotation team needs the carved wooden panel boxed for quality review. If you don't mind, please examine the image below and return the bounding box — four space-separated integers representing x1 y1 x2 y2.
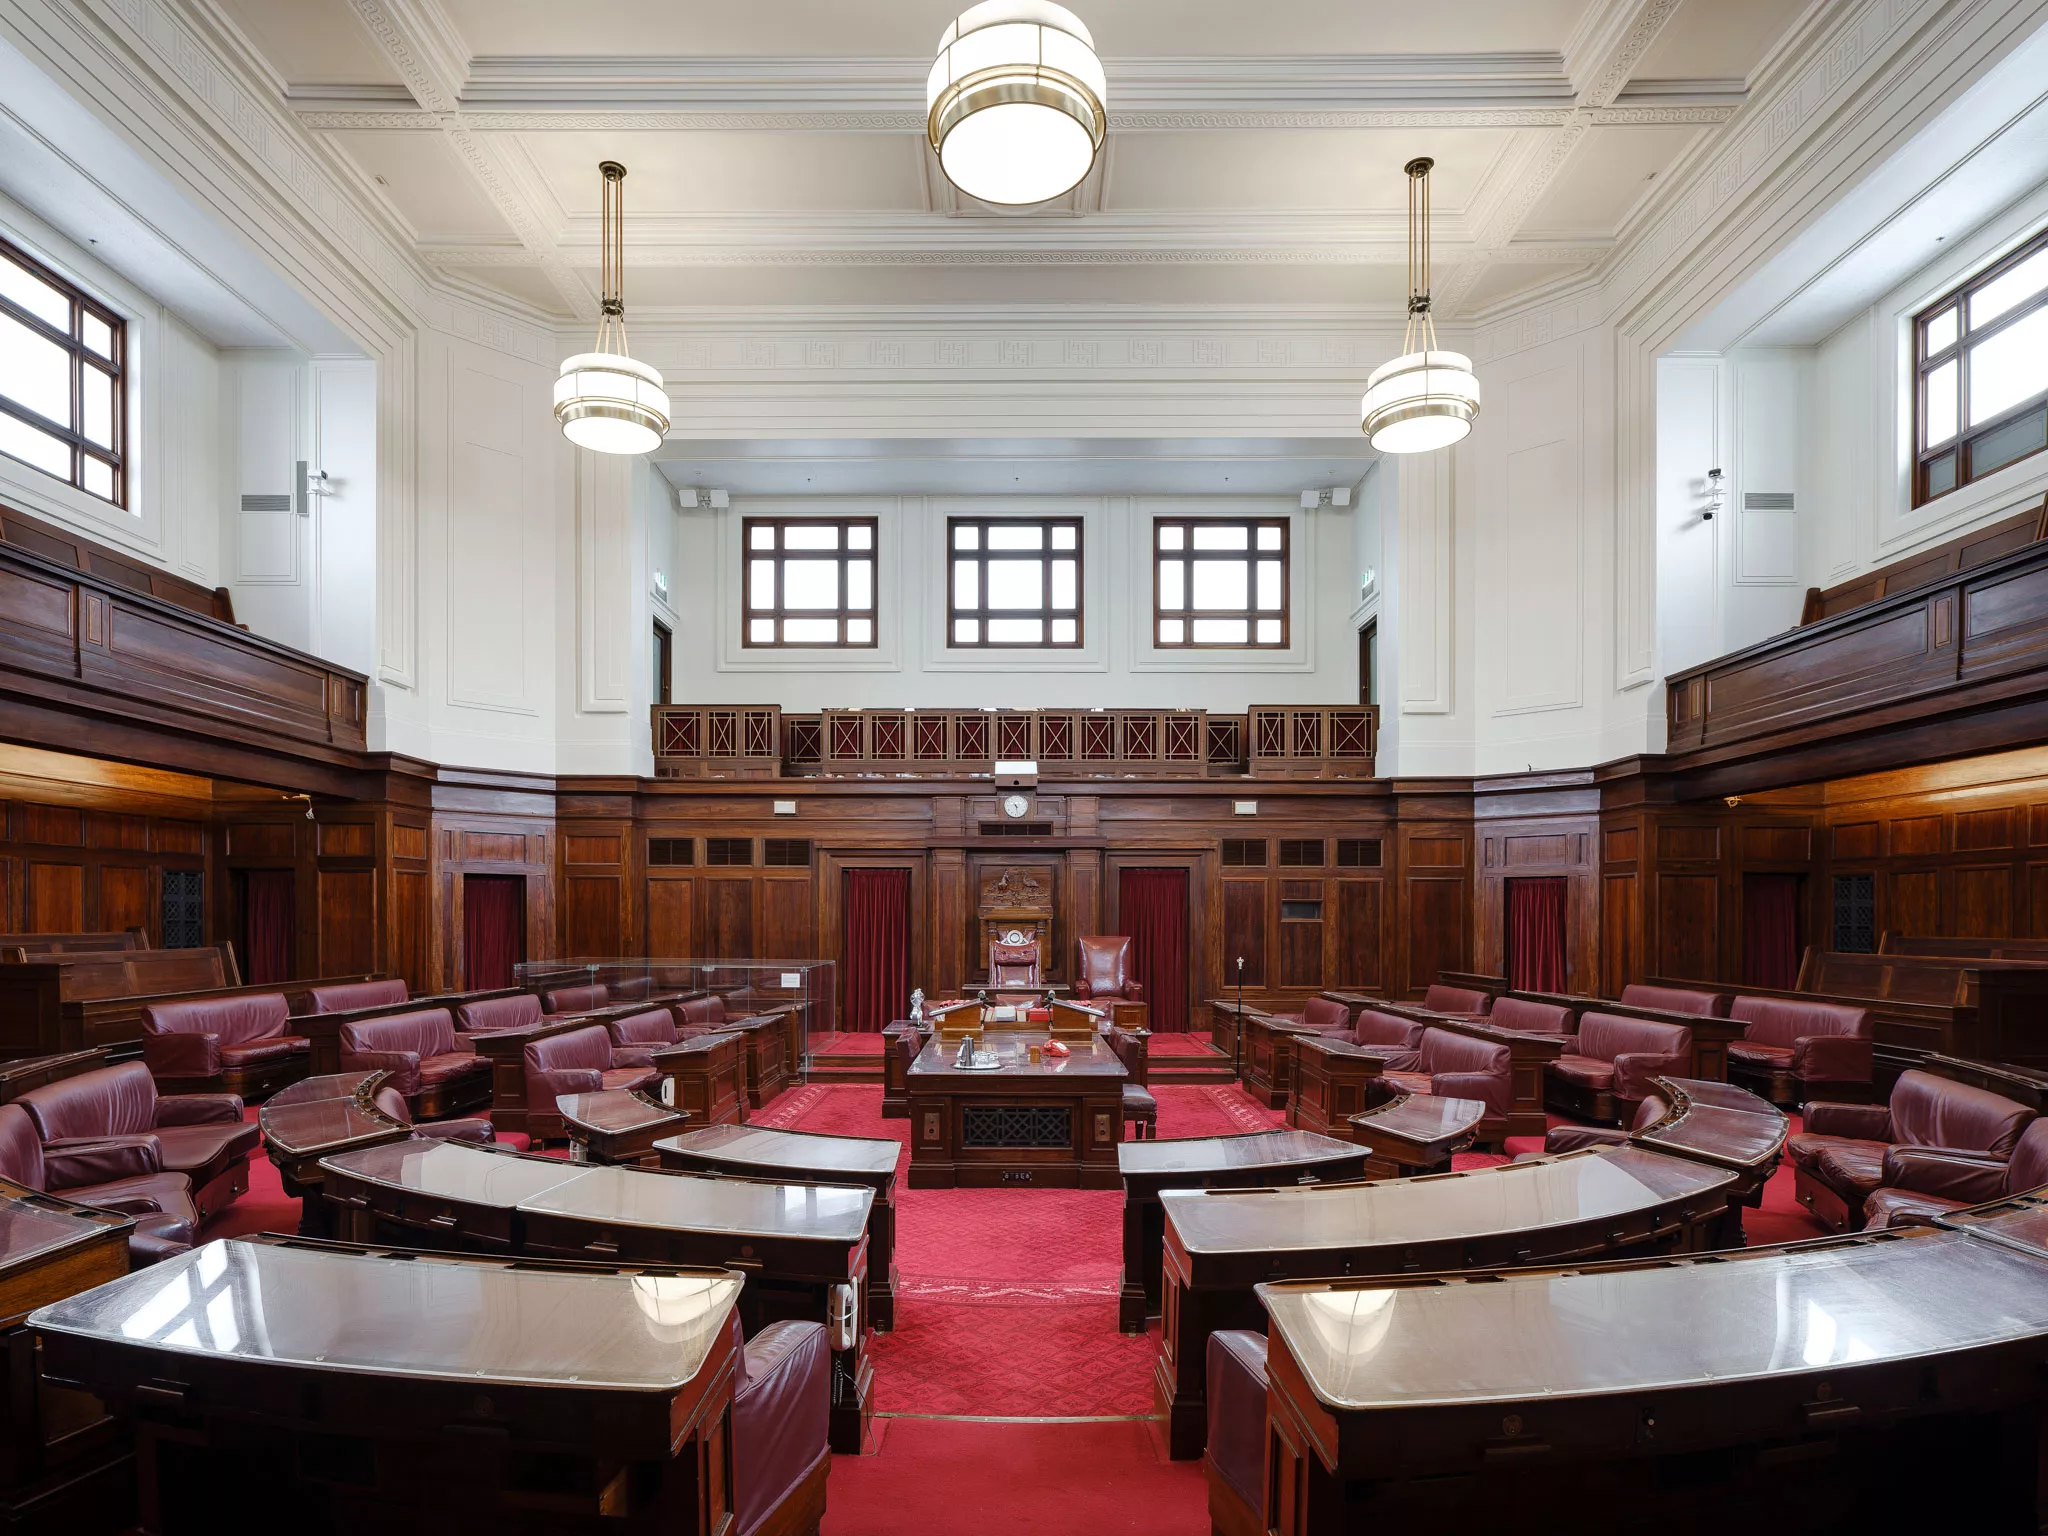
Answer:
1655 874 1717 978
1404 877 1466 994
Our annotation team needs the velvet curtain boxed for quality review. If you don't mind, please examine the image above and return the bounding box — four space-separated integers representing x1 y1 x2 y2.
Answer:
1505 877 1568 993
1743 873 1802 990
241 869 295 986
1119 867 1190 1032
842 867 911 1033
464 875 525 990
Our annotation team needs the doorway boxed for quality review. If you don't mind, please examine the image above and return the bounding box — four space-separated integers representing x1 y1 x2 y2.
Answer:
841 866 912 1033
1358 619 1378 707
1504 877 1567 992
463 875 526 989
1742 873 1803 989
1118 867 1191 1032
233 869 295 985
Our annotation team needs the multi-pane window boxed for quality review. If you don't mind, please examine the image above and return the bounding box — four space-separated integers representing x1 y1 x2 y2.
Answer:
1154 517 1287 647
1915 228 2048 504
742 517 877 646
0 236 125 506
948 516 1081 647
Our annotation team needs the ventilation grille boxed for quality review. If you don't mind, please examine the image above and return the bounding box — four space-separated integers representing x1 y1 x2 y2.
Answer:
1279 900 1323 922
1745 491 1795 510
161 869 204 949
979 822 1054 838
1221 838 1266 867
705 838 754 867
763 838 811 867
1335 838 1383 868
1278 839 1324 868
1833 872 1875 954
648 838 694 867
240 493 291 513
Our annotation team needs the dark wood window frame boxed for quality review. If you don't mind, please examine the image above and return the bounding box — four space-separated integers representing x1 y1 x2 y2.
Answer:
741 515 879 648
0 233 126 507
1913 225 2048 506
1152 516 1289 649
946 515 1083 649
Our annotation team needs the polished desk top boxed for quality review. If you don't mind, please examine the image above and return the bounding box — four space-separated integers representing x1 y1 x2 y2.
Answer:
1349 1093 1486 1147
556 1090 688 1135
1634 1077 1787 1171
908 1031 1126 1081
30 1239 742 1392
657 1124 900 1180
1163 1145 1733 1256
1938 1190 2048 1260
0 1184 124 1270
264 1071 383 1111
1259 1227 2048 1412
1118 1129 1361 1180
517 1164 872 1243
320 1140 588 1206
260 1096 404 1160
1295 1035 1405 1064
650 1031 744 1059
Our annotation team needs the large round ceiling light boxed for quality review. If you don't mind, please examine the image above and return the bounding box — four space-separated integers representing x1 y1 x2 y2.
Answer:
927 1 1107 207
1361 157 1480 454
555 161 670 456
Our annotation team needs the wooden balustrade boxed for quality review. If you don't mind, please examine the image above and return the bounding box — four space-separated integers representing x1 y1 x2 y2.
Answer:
650 704 783 778
1248 706 1378 779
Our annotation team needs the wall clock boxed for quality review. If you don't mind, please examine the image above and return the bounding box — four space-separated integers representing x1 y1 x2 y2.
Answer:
1001 793 1031 819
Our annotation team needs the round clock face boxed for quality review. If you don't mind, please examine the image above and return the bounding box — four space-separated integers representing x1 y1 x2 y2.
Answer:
1002 794 1030 819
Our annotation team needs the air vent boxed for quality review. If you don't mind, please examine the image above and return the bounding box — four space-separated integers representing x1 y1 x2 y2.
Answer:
1744 491 1795 510
764 838 811 867
161 869 203 948
648 838 693 867
1221 838 1266 867
979 822 1054 838
705 838 754 867
240 493 291 512
1335 838 1383 868
1833 872 1875 954
1278 839 1323 868
1279 900 1323 922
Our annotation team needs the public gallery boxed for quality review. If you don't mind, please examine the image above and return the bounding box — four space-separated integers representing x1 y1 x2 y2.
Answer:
1 2 2047 1532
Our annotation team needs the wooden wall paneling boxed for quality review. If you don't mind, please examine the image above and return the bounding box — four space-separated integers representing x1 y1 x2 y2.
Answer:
429 791 556 991
317 868 377 974
648 876 697 958
1329 878 1381 990
25 861 82 933
564 876 623 956
98 864 150 936
1471 786 1599 993
1597 810 1647 995
1277 879 1324 988
1221 878 1266 990
928 847 967 995
817 852 928 1020
706 876 754 958
1395 806 1472 999
761 873 814 959
1064 846 1102 952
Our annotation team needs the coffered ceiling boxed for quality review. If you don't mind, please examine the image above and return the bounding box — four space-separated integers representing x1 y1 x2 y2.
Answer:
202 0 1816 320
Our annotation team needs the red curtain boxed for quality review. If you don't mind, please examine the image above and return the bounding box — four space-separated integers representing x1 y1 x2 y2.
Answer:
464 875 525 990
1743 874 1801 989
1505 877 1567 993
241 869 295 986
1119 867 1190 1032
842 868 911 1033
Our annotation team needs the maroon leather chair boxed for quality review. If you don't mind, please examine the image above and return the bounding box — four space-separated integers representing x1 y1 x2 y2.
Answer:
609 976 654 1002
1269 996 1352 1033
1790 1069 2034 1232
1345 1008 1429 1052
1726 996 1873 1104
1205 1330 1268 1536
1074 936 1143 1001
1546 1012 1691 1124
677 995 732 1032
1421 983 1491 1015
455 993 545 1034
338 1009 489 1119
367 1085 495 1145
521 1025 660 1139
307 978 408 1014
141 992 309 1099
607 1007 680 1063
1380 1028 1513 1144
17 1062 256 1220
1487 996 1570 1033
1532 1092 1671 1157
0 1102 194 1265
731 1315 831 1536
1864 1117 2048 1229
542 983 610 1014
1619 983 1728 1016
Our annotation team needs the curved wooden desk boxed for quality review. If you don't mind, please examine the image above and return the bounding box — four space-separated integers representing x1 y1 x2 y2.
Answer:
258 1069 410 1233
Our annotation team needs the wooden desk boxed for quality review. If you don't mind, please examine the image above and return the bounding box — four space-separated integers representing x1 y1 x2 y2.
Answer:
721 1013 791 1110
881 1020 925 1119
1155 1145 1738 1460
1258 1227 2048 1535
321 1138 587 1251
557 1089 690 1166
1206 998 1260 1065
1115 1130 1367 1334
1289 1035 1398 1138
1629 1075 1788 1241
651 1031 748 1127
1347 1091 1483 1176
906 1031 1125 1189
31 1235 749 1534
258 1070 410 1234
1323 995 1562 1140
657 1123 903 1333
1239 1013 1321 1109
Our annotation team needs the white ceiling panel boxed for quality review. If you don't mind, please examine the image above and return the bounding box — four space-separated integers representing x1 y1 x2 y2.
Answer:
1521 125 1702 238
1106 130 1512 216
214 0 406 88
600 262 1416 309
520 131 929 215
330 132 518 241
1631 0 1811 84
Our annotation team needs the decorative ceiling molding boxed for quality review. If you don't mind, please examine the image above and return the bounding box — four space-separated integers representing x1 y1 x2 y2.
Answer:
425 240 1611 271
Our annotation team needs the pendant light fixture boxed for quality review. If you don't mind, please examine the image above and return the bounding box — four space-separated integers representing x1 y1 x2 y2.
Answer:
555 161 670 456
1361 158 1481 454
927 1 1107 207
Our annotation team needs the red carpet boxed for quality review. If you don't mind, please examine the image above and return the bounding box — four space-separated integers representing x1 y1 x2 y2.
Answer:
811 1032 888 1056
1145 1034 1227 1058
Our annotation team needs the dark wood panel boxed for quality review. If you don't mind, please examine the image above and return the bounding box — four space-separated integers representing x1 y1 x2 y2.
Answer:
392 869 428 992
1405 877 1465 994
1279 909 1322 989
1601 872 1638 997
1890 869 1940 936
564 875 623 957
1221 879 1265 989
1953 866 2012 938
19 805 81 847
1655 873 1717 978
318 868 377 974
761 876 812 960
25 863 82 934
648 877 695 958
707 877 754 959
98 865 149 936
1330 880 1380 990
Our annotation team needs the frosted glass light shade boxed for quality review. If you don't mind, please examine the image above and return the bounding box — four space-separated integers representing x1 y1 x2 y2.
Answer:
554 351 671 455
1360 348 1481 454
928 1 1106 206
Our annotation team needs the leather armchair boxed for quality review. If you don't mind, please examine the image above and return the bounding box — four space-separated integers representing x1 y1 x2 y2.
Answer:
677 995 731 1032
1546 1012 1691 1124
367 1085 495 1144
17 1062 255 1219
521 1025 660 1139
1864 1118 2048 1228
732 1316 831 1536
1344 1008 1428 1051
1269 996 1353 1033
307 978 408 1014
609 1007 681 1062
1420 983 1491 1015
1380 1028 1514 1144
0 1103 194 1266
1487 997 1570 1033
1205 1330 1268 1536
1727 996 1873 1105
1619 983 1729 1016
1791 1069 2035 1231
1531 1093 1671 1157
542 983 611 1014
1073 936 1143 1001
141 992 309 1098
455 994 544 1034
338 1008 489 1119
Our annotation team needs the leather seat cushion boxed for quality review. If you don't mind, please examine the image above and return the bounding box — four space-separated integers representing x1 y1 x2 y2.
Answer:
219 1035 309 1066
1122 1085 1157 1114
1814 1142 1887 1198
154 1121 260 1176
1550 1054 1615 1089
66 1171 198 1224
1788 1132 1883 1173
127 1213 195 1264
598 1066 660 1094
1729 1040 1794 1066
418 1052 488 1086
1382 1070 1433 1096
1862 1185 1969 1230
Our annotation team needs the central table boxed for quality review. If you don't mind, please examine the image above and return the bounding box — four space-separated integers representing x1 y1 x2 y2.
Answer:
906 1030 1126 1189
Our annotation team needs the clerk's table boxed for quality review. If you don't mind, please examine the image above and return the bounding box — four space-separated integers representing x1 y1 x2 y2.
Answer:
906 1030 1126 1189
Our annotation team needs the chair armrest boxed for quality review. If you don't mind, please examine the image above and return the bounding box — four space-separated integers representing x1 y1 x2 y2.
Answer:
155 1093 246 1126
1121 981 1144 1000
1804 1101 1892 1139
1429 1071 1506 1116
610 1046 657 1070
343 1049 423 1095
1793 1033 1874 1084
1554 1034 1580 1055
142 1031 221 1078
412 1119 497 1145
535 1067 604 1099
1882 1146 2010 1205
1611 1051 1688 1105
734 1320 830 1536
1070 979 1096 999
44 1135 164 1186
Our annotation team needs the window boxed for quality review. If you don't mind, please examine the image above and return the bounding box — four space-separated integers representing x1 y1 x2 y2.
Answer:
1278 839 1324 867
1335 838 1382 868
648 838 693 866
652 620 673 704
948 516 1081 647
742 517 877 646
763 838 811 867
1220 838 1266 867
1914 228 2048 504
1154 517 1287 647
0 235 125 506
705 838 754 866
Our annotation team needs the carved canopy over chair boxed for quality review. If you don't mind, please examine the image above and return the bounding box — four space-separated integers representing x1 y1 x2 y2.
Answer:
1074 936 1143 1001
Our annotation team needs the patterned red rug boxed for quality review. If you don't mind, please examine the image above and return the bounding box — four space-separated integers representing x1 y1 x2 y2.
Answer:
1145 1034 1227 1058
810 1031 888 1056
